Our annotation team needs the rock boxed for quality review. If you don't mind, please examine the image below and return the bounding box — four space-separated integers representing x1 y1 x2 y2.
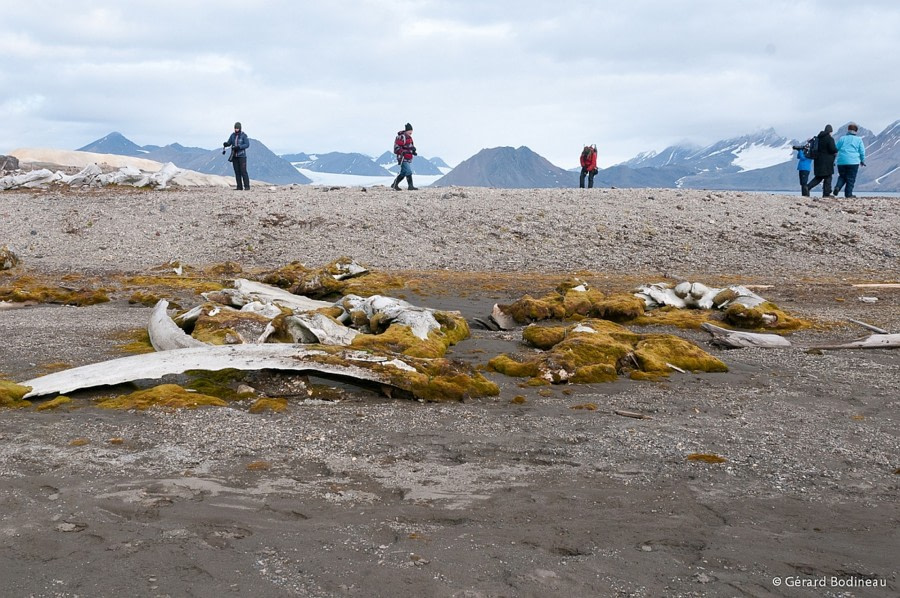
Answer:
0 155 19 171
0 245 18 270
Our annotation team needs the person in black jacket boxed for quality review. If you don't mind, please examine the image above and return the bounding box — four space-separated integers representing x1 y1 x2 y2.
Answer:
223 122 251 190
806 124 838 198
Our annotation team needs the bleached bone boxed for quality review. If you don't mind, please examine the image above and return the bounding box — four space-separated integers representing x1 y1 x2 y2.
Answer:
233 278 331 312
331 258 368 280
489 304 518 330
701 323 792 349
20 344 418 400
339 294 441 340
148 300 207 351
847 319 889 334
278 312 359 346
635 282 765 310
810 333 900 350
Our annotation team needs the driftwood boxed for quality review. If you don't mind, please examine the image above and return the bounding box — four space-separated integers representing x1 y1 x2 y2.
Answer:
20 344 418 400
614 409 652 420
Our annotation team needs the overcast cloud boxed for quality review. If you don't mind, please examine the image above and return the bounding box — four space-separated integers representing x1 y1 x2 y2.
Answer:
3 0 900 168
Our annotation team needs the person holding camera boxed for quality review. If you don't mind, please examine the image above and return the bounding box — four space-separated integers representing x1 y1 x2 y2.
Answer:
391 123 417 191
223 122 250 190
579 144 598 188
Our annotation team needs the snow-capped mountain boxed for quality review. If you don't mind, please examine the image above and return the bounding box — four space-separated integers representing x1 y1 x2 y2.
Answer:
623 128 795 174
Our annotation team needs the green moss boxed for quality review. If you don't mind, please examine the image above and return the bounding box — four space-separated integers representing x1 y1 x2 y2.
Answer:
562 288 607 317
36 396 72 411
0 274 110 306
341 271 407 296
350 312 469 359
498 294 565 323
351 324 447 358
589 293 647 321
569 363 618 383
433 311 470 345
184 369 252 401
522 325 567 350
261 261 312 288
633 335 728 374
128 290 163 306
191 308 271 345
487 354 540 378
96 384 227 410
632 307 718 329
0 380 32 409
249 398 288 413
686 453 727 464
113 329 155 355
724 301 807 331
491 319 726 386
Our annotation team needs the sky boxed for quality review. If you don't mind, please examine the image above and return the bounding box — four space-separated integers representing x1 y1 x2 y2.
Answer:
3 1 900 169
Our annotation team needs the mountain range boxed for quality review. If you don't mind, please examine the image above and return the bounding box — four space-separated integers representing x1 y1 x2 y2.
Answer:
75 121 900 191
77 133 448 184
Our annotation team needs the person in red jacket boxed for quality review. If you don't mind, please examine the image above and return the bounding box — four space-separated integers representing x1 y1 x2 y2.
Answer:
579 145 598 188
391 123 417 190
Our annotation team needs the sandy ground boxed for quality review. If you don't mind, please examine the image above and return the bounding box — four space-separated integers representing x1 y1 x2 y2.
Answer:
0 183 898 597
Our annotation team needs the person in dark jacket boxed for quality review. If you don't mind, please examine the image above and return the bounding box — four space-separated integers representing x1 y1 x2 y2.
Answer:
223 122 250 190
806 124 838 198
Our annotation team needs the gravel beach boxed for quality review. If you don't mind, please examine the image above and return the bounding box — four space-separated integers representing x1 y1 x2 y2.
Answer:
0 184 898 597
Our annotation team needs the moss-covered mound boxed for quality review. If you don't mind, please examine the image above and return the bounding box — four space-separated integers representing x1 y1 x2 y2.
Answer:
497 285 646 325
96 384 228 410
0 274 110 306
0 380 32 409
724 301 807 331
190 306 273 345
260 257 405 299
349 310 470 358
489 319 727 385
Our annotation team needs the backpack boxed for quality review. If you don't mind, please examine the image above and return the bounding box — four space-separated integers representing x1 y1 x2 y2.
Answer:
802 136 818 160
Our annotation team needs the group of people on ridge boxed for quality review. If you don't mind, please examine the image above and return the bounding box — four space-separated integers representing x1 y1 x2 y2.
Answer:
222 121 420 191
224 120 866 198
794 123 866 198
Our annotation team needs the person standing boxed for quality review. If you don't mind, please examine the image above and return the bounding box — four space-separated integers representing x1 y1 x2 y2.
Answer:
223 122 250 190
806 124 838 198
579 145 598 188
794 145 812 196
833 123 866 198
391 123 417 191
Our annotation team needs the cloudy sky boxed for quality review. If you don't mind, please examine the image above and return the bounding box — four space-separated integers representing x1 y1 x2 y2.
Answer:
3 1 900 168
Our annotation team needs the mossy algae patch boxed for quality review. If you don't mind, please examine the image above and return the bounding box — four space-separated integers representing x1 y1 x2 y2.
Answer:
0 273 110 306
489 319 727 385
96 384 228 410
0 380 32 409
724 301 807 331
260 257 405 299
